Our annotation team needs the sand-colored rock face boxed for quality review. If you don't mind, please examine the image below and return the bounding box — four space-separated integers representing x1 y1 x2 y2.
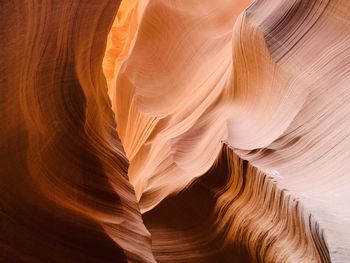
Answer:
1 0 349 262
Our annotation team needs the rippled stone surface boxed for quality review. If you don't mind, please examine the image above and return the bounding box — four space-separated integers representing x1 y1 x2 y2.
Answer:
2 0 350 262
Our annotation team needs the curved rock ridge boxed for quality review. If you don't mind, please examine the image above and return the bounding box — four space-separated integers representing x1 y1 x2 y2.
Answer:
1 1 154 262
104 0 350 262
104 0 255 212
1 0 349 262
143 145 330 262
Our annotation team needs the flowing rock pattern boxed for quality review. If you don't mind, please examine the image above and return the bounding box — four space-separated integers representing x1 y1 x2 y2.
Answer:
1 0 349 262
1 1 154 262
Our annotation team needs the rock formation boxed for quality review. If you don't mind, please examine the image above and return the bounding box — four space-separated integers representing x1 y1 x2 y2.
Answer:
2 0 349 262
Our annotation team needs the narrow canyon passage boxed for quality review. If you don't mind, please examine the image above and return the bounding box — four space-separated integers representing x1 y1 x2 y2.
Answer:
1 0 350 262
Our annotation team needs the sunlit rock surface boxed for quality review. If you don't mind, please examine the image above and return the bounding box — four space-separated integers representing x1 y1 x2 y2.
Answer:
2 0 350 262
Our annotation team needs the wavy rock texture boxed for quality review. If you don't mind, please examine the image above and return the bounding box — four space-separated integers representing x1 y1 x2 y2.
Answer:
1 1 154 262
1 0 349 262
104 0 350 262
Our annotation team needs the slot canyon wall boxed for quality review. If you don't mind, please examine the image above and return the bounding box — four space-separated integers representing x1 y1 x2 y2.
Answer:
1 0 350 262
